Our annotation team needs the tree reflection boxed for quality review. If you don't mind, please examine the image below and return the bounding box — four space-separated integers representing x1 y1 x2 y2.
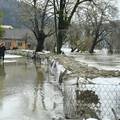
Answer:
0 63 6 78
0 63 6 106
32 62 46 111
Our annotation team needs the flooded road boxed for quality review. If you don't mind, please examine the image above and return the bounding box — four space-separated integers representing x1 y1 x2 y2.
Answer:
0 55 63 120
1 53 120 120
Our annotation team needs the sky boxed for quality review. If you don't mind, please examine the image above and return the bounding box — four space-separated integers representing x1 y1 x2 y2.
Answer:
17 0 120 19
116 0 120 18
116 0 120 9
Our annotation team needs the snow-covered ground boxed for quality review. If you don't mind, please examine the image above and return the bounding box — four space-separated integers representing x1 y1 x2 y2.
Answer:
93 77 120 85
61 47 71 55
0 54 22 63
3 60 17 63
61 47 120 71
5 54 22 59
21 49 50 54
73 54 120 71
63 75 120 120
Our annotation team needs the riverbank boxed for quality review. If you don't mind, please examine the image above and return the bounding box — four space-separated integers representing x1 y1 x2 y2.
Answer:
6 49 120 80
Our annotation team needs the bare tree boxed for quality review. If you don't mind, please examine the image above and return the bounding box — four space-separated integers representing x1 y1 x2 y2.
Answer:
66 23 90 52
19 0 54 52
82 0 118 53
109 21 120 53
52 0 93 54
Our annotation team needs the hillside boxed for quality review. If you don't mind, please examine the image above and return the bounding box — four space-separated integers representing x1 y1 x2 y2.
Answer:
0 0 53 29
0 0 22 27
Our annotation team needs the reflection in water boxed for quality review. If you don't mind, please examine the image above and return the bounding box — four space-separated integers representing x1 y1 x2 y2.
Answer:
32 62 46 111
0 63 6 107
0 63 6 78
0 57 64 120
32 61 64 119
0 64 6 91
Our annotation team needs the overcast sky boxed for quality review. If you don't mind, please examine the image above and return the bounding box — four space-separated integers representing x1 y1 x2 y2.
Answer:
117 0 120 9
116 0 120 18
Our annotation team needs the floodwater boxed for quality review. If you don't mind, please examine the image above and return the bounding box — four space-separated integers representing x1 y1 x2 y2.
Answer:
71 53 120 71
1 53 120 120
0 55 63 120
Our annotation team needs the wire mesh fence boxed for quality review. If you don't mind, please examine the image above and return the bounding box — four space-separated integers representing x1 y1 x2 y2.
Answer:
63 81 120 120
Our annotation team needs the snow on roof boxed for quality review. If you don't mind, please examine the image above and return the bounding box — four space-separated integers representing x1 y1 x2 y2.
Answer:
2 28 30 40
1 25 13 29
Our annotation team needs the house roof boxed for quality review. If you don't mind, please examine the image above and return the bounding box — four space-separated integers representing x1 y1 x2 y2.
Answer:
2 28 30 41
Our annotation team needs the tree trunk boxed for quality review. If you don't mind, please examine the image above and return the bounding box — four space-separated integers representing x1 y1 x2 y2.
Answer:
57 0 66 54
57 30 64 54
71 47 77 52
56 0 90 54
35 31 46 52
89 30 99 53
89 38 97 53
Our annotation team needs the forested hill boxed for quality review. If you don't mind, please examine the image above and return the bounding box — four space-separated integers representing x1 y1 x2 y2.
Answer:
0 0 23 27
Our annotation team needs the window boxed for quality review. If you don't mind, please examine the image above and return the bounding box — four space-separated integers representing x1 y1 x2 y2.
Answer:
18 42 22 46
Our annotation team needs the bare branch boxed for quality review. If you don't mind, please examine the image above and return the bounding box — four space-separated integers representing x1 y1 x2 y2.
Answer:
68 0 92 23
41 0 50 30
46 30 55 37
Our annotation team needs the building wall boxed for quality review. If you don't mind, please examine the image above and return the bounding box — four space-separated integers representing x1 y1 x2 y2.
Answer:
17 41 27 49
10 40 17 49
3 39 28 49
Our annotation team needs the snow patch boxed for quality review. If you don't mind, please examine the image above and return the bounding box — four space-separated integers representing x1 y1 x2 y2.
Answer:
61 47 71 55
102 117 111 120
5 54 22 59
21 49 34 52
4 60 17 63
74 54 120 71
86 117 111 120
86 118 98 120
93 77 120 85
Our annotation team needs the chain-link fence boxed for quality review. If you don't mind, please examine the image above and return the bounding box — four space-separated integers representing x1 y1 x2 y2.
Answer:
63 81 120 120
